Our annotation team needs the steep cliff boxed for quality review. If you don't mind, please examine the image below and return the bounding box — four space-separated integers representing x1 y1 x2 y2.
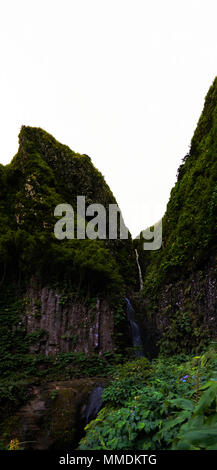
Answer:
137 77 217 354
0 127 138 378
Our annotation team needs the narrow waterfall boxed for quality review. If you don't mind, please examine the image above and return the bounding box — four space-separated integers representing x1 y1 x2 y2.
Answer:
125 298 144 357
85 385 103 424
135 249 143 291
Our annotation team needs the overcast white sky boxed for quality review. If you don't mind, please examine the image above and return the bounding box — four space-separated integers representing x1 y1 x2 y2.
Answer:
0 0 216 237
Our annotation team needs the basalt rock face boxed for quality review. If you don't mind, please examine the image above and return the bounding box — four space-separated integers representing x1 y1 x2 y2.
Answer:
137 77 217 355
25 279 115 356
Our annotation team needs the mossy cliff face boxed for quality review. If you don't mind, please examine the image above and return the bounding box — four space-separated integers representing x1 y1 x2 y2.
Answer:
3 125 137 291
0 126 139 364
139 77 217 354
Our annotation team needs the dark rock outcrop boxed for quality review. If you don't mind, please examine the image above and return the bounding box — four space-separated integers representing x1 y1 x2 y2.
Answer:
24 279 115 355
1 378 108 450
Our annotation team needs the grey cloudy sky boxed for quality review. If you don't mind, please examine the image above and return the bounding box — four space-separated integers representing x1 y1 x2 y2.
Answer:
0 0 216 237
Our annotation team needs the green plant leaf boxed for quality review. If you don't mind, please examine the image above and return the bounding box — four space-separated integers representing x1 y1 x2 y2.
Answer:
195 382 217 415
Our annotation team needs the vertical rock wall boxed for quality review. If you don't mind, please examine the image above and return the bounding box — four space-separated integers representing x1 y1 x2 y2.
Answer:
24 279 115 355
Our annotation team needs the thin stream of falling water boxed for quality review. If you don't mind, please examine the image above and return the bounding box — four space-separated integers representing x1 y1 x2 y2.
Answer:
135 249 143 291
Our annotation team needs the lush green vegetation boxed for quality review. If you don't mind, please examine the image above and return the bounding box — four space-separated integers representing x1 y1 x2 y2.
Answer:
143 78 217 287
79 344 217 450
133 77 217 354
0 125 137 294
1 78 217 451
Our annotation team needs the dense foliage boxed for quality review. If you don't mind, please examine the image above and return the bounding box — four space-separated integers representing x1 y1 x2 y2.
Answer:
0 125 137 295
79 345 217 450
143 77 217 287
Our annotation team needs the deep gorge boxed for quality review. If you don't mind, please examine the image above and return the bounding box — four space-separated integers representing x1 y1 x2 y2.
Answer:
1 77 217 450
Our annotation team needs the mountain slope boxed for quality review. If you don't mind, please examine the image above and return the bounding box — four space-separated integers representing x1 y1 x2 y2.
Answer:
1 126 137 291
0 127 138 370
138 77 217 354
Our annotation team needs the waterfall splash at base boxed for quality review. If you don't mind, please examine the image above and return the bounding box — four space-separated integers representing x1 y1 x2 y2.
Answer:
125 298 145 357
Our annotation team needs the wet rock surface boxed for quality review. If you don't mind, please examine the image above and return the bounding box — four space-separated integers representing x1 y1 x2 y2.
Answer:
2 378 108 450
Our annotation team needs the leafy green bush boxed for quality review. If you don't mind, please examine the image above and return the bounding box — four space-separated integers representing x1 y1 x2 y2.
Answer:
102 358 152 405
172 383 217 449
79 345 217 450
